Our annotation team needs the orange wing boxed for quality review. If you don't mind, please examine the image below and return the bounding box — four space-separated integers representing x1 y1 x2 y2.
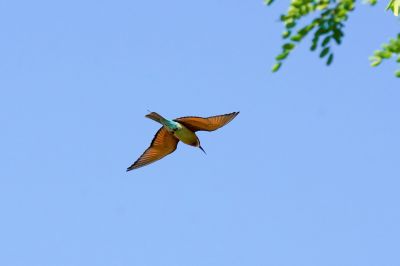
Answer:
127 127 179 171
174 112 239 132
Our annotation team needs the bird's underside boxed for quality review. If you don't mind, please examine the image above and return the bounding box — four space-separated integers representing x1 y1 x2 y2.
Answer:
126 111 239 171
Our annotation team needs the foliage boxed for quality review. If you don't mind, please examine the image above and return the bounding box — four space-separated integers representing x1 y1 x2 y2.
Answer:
370 34 400 77
266 0 400 78
386 0 400 16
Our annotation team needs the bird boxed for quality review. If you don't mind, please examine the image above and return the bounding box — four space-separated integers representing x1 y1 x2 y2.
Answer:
126 111 239 171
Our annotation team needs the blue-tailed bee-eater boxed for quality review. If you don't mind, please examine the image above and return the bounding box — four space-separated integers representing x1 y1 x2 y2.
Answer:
127 111 239 171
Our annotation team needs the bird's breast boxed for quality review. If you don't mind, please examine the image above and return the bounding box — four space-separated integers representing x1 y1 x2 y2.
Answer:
174 123 199 146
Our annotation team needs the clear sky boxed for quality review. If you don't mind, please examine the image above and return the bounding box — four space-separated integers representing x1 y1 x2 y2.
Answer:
1 1 399 265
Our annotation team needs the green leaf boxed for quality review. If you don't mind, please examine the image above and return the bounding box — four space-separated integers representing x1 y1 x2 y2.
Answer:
369 56 382 67
395 70 400 78
298 25 311 35
292 1 303 8
286 22 296 29
386 0 400 16
370 61 381 67
290 35 302 42
310 43 317 51
316 2 329 10
321 36 331 47
380 50 392 59
373 50 382 56
326 53 334 65
272 62 282 72
282 31 291 39
311 35 320 47
275 51 290 60
365 0 377 5
264 0 274 5
332 29 342 44
320 47 330 58
315 28 325 37
283 43 295 51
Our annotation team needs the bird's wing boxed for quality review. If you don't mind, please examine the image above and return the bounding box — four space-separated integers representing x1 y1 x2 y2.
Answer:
174 112 239 132
127 127 179 171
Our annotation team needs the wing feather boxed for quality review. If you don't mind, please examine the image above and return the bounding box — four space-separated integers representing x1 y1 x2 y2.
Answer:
174 112 239 132
127 127 179 171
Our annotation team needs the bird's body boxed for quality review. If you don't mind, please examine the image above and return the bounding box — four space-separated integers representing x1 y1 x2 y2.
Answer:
127 111 239 171
172 123 199 146
144 112 200 147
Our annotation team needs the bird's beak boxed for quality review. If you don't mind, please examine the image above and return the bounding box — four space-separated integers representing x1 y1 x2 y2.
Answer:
199 145 206 155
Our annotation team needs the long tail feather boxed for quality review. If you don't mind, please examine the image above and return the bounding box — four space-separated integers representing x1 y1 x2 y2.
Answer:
145 112 167 124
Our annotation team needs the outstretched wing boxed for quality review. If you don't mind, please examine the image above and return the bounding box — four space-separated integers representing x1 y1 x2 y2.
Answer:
127 127 179 171
174 112 239 132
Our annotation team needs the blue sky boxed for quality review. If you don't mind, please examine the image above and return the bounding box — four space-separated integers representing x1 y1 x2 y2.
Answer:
1 1 399 265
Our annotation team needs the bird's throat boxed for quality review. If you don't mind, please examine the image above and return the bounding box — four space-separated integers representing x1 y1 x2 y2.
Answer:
172 123 199 147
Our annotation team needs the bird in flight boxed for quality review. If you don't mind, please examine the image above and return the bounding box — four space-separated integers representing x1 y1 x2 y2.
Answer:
127 111 239 171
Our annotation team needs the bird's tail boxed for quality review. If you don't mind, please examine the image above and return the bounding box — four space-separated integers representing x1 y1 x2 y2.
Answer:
145 112 168 125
